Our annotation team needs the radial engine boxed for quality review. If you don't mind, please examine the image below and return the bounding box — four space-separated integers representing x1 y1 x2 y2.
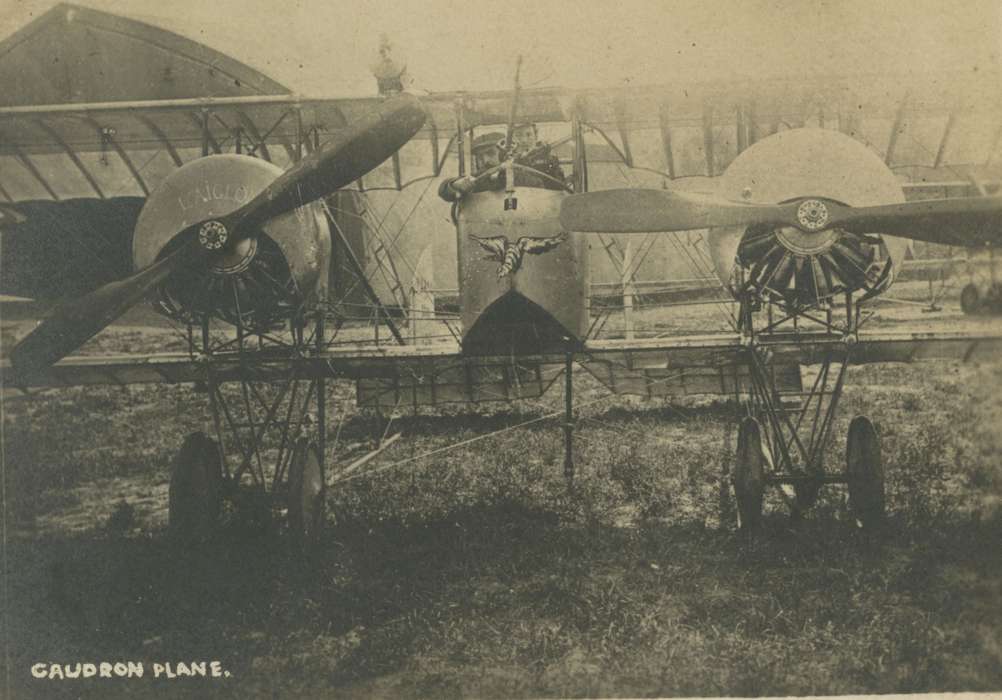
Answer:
133 155 331 330
707 129 910 310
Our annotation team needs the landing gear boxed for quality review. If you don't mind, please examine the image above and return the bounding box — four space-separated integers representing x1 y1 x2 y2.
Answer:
167 304 334 545
783 396 822 512
728 288 890 531
733 417 766 530
288 438 326 541
197 366 330 541
168 432 222 542
959 282 1002 314
960 283 981 314
846 416 884 529
793 479 823 512
960 242 1002 314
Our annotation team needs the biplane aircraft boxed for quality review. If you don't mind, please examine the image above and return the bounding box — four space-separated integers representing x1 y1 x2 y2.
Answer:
3 4 1002 540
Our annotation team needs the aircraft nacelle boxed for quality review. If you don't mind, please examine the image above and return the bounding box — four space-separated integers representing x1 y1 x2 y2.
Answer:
133 155 331 328
457 188 589 354
710 128 910 308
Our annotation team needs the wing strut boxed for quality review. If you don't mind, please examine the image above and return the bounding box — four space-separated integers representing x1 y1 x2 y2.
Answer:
322 202 405 345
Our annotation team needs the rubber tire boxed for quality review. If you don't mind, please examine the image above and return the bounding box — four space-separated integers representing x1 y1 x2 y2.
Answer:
168 432 222 542
960 283 981 315
288 438 325 542
846 416 885 529
734 417 766 530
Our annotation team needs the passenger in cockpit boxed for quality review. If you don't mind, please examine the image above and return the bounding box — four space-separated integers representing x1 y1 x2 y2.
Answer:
508 122 567 191
438 132 505 202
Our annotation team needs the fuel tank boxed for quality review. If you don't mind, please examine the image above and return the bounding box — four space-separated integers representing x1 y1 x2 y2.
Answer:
457 189 588 355
133 155 330 326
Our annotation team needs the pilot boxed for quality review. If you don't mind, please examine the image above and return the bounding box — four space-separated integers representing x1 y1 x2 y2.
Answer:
438 131 505 202
508 122 567 191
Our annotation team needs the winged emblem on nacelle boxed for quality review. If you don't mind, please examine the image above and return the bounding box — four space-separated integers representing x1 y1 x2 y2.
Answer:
469 232 567 279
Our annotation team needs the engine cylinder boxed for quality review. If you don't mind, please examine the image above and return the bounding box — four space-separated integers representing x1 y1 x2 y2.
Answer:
133 155 330 329
715 128 909 306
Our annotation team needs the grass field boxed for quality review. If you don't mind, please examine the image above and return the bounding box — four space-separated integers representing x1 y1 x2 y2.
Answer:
3 290 1002 698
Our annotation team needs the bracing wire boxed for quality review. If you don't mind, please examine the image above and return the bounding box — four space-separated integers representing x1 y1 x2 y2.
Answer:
334 363 709 484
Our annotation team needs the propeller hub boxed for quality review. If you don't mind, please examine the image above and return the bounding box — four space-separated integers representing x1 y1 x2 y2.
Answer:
795 199 830 231
198 220 229 251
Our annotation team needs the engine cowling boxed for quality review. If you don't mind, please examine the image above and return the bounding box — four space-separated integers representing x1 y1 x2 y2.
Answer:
133 155 330 329
710 128 909 307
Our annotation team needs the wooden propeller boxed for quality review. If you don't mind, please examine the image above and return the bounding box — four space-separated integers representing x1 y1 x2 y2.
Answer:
10 94 426 373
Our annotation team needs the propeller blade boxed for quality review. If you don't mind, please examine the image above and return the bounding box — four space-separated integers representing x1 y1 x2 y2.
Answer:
829 196 1002 247
225 93 426 237
562 189 1002 249
559 189 797 233
8 96 426 372
9 234 205 374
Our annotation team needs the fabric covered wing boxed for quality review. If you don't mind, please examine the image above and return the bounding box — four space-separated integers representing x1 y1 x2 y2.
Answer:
5 331 999 402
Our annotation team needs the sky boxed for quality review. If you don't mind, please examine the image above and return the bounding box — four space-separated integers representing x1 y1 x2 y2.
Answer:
2 0 1000 96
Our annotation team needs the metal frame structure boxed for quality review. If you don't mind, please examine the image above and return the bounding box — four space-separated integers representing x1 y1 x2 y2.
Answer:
728 281 884 527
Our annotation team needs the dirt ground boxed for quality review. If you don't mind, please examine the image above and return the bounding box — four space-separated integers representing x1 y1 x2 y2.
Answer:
3 282 1002 698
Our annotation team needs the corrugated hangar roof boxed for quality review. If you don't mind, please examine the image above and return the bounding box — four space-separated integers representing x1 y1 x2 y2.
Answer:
0 2 290 107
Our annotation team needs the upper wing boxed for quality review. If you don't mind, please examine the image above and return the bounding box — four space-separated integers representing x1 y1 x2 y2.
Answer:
4 71 1001 200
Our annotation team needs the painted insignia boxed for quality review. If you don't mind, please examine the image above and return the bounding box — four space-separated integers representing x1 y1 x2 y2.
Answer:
470 232 567 279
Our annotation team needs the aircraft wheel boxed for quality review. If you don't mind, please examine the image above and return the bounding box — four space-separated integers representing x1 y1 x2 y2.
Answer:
846 416 884 529
960 283 981 314
168 432 222 542
288 438 326 542
733 417 766 530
